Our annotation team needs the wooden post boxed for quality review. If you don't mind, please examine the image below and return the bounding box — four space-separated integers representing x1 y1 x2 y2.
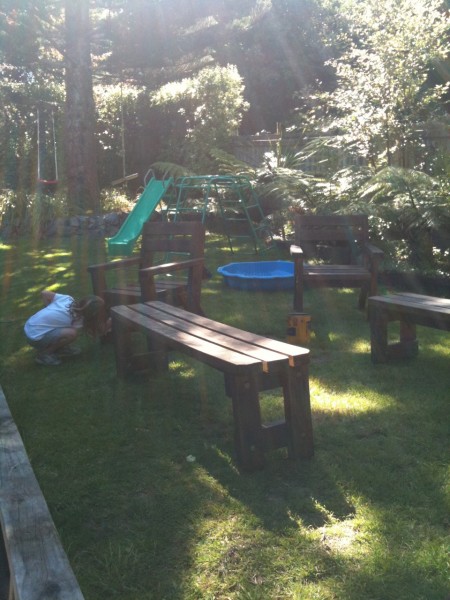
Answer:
112 314 134 378
369 303 389 363
225 372 266 471
281 363 314 459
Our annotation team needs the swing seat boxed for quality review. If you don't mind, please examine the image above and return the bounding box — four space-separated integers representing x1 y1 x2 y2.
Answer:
37 179 58 194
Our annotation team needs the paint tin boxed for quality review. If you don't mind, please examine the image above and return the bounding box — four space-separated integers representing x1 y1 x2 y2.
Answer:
286 312 312 344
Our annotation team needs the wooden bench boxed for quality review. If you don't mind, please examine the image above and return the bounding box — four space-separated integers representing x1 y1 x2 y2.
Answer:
111 301 314 471
368 292 450 363
0 385 84 600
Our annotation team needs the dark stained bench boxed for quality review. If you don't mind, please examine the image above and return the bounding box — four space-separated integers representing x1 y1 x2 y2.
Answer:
369 292 450 363
0 385 84 600
111 301 314 471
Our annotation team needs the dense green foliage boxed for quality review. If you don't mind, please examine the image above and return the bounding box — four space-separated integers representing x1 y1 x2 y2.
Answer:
300 0 450 169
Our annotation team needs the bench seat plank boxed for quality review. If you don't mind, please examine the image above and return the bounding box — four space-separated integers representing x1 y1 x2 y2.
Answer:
112 304 262 374
133 302 306 372
137 301 309 368
371 293 450 313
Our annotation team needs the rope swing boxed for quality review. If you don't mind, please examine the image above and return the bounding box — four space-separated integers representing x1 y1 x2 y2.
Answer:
37 104 59 193
111 79 138 187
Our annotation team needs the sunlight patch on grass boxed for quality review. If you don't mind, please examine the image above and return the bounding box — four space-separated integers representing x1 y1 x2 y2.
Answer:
25 249 73 259
310 383 388 415
0 243 12 250
315 519 361 556
191 517 268 597
169 360 196 379
350 338 371 353
2 351 26 371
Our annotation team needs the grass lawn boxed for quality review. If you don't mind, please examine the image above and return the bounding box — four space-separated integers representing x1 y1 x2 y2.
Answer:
0 233 448 600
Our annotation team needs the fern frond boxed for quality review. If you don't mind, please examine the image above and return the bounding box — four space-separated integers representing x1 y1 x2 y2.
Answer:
208 148 256 177
151 162 197 180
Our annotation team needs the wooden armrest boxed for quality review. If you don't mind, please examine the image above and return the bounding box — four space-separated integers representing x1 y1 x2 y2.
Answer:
139 258 204 277
290 244 304 258
88 256 141 273
362 243 384 258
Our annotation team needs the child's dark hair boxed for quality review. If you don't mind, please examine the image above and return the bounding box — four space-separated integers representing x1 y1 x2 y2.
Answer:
70 295 106 337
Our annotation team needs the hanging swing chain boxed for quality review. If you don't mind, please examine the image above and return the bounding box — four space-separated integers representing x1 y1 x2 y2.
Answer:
36 104 59 184
51 107 58 181
37 107 41 181
120 79 126 180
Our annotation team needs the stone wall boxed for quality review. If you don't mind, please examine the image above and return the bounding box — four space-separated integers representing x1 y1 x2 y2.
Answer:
0 212 128 240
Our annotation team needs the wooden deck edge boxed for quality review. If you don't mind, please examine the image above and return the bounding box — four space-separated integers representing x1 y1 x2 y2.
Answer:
0 385 85 600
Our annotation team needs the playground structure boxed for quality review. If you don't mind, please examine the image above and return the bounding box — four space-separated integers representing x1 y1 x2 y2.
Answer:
107 172 273 256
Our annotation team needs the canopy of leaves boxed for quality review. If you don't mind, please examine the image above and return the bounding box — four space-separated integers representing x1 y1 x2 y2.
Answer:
303 0 450 168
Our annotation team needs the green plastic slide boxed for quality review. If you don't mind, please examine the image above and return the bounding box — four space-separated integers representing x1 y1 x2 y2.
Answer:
107 177 173 256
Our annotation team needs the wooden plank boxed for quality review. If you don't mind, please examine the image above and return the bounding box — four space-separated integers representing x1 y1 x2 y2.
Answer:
305 265 369 275
295 215 368 243
393 292 450 310
111 305 262 374
369 294 450 318
140 301 309 367
134 304 290 372
0 386 84 600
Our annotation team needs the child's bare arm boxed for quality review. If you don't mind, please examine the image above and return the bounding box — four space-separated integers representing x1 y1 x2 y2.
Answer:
41 290 56 306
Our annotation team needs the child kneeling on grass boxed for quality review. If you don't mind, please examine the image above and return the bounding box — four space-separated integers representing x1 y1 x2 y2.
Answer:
24 290 111 366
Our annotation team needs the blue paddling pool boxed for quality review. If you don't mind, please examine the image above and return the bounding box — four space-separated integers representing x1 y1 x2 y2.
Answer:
217 261 294 291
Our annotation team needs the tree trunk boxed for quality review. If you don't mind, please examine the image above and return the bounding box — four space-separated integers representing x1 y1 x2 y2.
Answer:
64 0 100 214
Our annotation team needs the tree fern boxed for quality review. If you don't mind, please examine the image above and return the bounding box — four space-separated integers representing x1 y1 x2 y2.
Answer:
150 162 196 180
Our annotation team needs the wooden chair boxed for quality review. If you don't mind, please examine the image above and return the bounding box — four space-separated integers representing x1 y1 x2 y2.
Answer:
88 221 206 317
290 214 384 312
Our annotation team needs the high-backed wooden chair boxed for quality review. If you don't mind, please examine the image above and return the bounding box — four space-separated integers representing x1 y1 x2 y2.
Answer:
88 221 206 316
290 214 384 312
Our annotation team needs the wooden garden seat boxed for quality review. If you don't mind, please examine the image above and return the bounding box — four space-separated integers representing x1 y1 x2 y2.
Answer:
290 214 384 311
88 221 206 317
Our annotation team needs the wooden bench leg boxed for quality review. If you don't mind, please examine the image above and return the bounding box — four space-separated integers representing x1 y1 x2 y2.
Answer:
358 282 369 310
281 363 314 459
398 319 419 358
385 321 419 360
369 305 419 363
112 317 169 377
369 305 389 363
224 372 266 471
112 315 134 378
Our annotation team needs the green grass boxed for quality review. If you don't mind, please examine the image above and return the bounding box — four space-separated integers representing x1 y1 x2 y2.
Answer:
0 234 449 600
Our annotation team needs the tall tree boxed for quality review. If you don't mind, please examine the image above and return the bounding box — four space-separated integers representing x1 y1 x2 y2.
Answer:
64 0 100 213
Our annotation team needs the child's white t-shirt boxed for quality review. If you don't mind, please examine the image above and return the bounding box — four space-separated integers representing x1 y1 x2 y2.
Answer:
24 294 83 341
